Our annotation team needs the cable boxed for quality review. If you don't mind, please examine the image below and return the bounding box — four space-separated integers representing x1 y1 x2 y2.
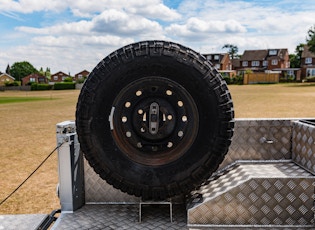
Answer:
0 142 64 206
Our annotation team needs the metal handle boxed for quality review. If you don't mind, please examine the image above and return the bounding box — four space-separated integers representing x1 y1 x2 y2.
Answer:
260 137 274 144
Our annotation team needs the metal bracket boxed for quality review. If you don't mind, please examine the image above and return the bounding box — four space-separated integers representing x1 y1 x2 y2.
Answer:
139 198 172 223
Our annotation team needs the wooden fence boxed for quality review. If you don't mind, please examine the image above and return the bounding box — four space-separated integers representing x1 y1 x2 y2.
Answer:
243 73 280 84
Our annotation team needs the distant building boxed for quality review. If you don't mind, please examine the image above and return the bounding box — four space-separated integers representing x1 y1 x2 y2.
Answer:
231 59 241 70
239 48 290 72
301 45 315 79
203 53 232 70
74 70 90 82
0 73 15 86
50 71 70 83
21 73 48 86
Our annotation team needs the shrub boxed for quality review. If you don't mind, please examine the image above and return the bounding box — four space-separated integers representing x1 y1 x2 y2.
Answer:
222 76 231 84
63 77 74 82
306 76 315 82
223 75 243 85
31 83 53 90
4 81 21 86
53 82 76 90
76 77 86 84
233 75 244 85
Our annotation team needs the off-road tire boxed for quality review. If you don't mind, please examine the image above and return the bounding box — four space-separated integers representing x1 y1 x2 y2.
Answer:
76 40 234 200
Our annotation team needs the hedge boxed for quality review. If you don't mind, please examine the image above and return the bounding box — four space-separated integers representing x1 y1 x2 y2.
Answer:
4 81 21 86
306 76 315 82
31 83 53 90
223 75 244 85
53 82 76 90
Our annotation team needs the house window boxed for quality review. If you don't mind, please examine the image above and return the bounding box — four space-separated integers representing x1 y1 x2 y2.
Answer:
251 61 260 66
306 68 315 77
54 76 58 81
242 61 248 67
271 59 278 65
263 61 268 66
287 70 294 76
269 50 277 55
78 74 83 79
62 76 66 81
30 77 36 82
206 55 211 60
215 64 220 69
214 55 219 60
305 57 312 64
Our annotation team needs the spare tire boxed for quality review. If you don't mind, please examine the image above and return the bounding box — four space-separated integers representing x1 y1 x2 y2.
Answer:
76 40 234 200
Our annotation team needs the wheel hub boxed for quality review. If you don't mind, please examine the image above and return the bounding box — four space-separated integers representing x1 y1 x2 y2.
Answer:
110 77 199 165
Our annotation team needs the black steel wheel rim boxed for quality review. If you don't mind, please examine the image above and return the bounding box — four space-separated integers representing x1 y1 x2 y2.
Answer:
109 77 199 166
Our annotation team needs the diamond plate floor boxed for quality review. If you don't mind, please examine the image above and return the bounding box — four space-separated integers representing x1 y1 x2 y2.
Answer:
0 214 47 230
52 204 187 229
187 162 315 227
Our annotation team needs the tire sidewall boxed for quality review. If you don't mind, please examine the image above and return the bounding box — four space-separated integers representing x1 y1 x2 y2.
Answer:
76 41 233 197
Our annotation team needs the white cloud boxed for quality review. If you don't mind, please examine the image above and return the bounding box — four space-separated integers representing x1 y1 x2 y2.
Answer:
17 20 93 35
0 0 68 13
31 35 134 48
166 18 246 40
1 0 180 21
69 0 180 20
91 9 163 36
16 8 165 49
1 0 315 74
127 2 181 21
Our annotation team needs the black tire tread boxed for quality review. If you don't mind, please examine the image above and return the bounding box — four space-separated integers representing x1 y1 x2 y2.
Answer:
76 40 234 200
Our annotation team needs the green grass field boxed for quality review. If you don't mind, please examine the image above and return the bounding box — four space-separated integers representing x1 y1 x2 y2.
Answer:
0 97 54 104
0 83 314 214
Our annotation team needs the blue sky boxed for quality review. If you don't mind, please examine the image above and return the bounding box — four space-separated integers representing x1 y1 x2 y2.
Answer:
0 0 314 74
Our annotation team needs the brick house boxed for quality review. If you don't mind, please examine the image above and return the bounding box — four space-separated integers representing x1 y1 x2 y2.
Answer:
272 68 302 82
239 49 290 71
0 73 15 86
50 71 70 83
203 53 232 70
231 59 241 70
74 70 90 82
21 73 48 86
301 45 315 79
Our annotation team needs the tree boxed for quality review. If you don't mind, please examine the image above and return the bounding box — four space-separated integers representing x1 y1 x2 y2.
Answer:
306 25 315 54
5 64 10 75
45 67 51 78
289 54 299 68
222 44 239 60
10 61 38 82
290 43 305 68
39 67 44 75
39 67 51 77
